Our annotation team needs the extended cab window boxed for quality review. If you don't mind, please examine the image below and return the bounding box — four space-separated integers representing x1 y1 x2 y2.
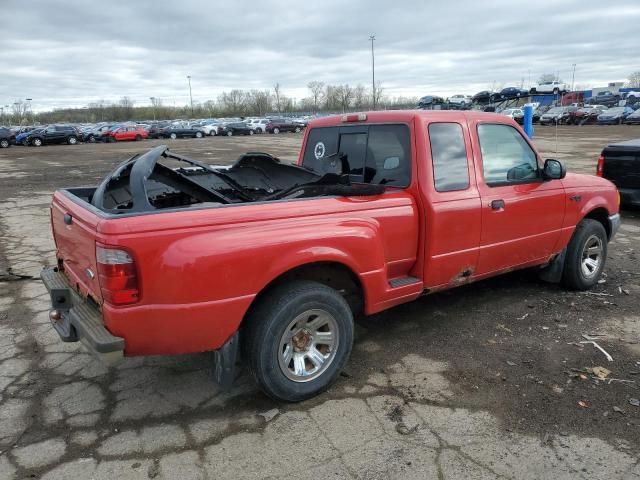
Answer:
302 124 410 187
428 123 469 192
477 124 539 186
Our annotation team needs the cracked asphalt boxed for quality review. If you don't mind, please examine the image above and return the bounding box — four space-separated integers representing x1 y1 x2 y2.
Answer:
1 125 639 479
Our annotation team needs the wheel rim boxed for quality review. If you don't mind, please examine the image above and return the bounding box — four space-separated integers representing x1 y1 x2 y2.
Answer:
170 133 177 139
278 309 339 383
274 128 279 134
69 137 76 144
34 139 41 146
227 131 232 136
0 140 8 148
581 234 603 278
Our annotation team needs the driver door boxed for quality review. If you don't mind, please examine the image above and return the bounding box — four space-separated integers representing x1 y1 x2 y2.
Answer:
470 122 565 275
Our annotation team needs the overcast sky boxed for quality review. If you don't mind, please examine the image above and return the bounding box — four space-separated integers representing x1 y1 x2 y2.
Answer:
2 0 639 111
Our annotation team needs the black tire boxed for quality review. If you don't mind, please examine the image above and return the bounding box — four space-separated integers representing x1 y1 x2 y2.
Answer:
170 132 177 140
294 126 301 133
273 127 280 134
244 280 354 402
562 219 608 290
67 136 77 145
553 88 559 94
32 138 43 147
195 131 203 138
88 135 95 143
135 134 142 141
0 139 9 148
226 131 233 136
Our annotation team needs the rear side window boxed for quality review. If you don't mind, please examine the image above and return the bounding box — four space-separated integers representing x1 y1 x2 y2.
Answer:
302 124 411 187
428 123 469 192
477 124 539 186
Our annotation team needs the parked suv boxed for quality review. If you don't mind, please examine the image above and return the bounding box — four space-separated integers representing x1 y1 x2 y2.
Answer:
588 91 621 107
530 81 568 95
247 118 270 133
26 125 80 146
265 118 302 134
218 122 254 136
539 106 577 125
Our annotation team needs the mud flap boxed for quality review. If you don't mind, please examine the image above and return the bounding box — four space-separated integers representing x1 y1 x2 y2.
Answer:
538 249 566 283
209 332 240 390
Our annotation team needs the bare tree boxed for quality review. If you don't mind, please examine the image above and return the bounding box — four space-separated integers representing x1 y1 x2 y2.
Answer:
219 90 246 115
247 90 272 116
337 84 354 112
353 84 366 109
538 73 561 84
307 81 325 112
372 82 385 109
11 100 29 124
273 83 282 113
627 71 640 89
119 96 135 120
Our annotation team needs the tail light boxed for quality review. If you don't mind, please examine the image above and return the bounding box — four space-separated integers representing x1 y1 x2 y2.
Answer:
342 113 367 122
96 245 139 305
596 154 604 177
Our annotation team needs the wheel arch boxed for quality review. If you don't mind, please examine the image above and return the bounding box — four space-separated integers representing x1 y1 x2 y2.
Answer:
582 206 611 239
241 261 365 330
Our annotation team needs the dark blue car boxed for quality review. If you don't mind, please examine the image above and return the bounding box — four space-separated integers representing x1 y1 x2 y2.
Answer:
500 87 528 99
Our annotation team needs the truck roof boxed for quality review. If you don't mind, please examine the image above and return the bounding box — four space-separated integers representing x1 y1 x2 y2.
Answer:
308 109 512 128
606 138 640 149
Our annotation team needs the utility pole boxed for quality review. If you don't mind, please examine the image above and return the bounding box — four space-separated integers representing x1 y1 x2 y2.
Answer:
25 98 32 124
369 35 376 110
571 63 577 92
187 75 193 117
150 97 156 121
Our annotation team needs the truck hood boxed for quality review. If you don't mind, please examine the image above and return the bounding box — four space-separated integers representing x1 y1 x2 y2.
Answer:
561 171 615 189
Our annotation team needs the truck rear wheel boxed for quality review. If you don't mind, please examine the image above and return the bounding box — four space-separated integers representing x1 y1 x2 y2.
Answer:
244 280 353 402
562 219 608 290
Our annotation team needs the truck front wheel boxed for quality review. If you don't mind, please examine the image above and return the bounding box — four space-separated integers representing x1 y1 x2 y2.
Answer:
562 219 608 290
244 280 354 402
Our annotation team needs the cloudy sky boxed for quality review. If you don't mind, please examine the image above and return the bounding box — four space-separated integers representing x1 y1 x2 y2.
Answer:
2 0 639 111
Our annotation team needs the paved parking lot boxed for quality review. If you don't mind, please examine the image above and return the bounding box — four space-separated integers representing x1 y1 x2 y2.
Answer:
1 126 640 479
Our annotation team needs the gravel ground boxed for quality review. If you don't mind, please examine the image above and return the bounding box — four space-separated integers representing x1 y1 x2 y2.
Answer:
1 124 639 479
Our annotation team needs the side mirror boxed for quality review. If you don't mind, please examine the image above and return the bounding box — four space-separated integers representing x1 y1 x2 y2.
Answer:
543 159 566 180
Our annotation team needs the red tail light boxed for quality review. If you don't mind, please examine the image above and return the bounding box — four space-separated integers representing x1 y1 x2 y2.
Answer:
596 154 604 177
96 245 139 305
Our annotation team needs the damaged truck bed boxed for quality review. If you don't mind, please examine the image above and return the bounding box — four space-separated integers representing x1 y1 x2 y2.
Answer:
81 145 384 214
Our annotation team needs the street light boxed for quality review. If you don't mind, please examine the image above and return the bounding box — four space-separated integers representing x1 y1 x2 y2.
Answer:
25 98 32 124
187 75 193 118
369 35 376 110
571 63 577 92
150 97 156 121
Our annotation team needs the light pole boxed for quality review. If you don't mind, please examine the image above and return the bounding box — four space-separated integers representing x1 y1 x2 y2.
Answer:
14 102 21 125
150 97 156 121
25 98 32 124
571 63 577 92
369 35 376 110
187 76 193 118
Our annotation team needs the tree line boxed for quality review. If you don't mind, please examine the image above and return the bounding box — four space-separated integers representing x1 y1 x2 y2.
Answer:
4 82 418 125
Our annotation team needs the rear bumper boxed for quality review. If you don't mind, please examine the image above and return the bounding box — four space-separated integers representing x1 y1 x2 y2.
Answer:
40 267 124 363
608 213 621 239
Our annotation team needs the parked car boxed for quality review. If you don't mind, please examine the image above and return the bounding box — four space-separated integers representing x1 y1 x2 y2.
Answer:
105 125 149 142
501 108 524 120
471 91 495 103
588 91 621 107
500 87 528 98
200 122 220 136
568 105 607 125
596 138 640 205
160 123 205 139
559 92 584 106
539 106 577 125
218 122 254 136
40 110 619 402
16 127 44 145
25 125 80 146
0 127 15 148
530 81 568 95
597 106 634 125
448 94 472 106
624 108 640 125
246 118 270 133
622 91 640 105
265 118 302 134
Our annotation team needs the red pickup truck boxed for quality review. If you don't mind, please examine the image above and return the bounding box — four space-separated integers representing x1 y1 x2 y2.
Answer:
41 110 620 401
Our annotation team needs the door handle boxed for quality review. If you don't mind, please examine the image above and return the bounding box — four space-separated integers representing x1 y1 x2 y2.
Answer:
490 199 505 210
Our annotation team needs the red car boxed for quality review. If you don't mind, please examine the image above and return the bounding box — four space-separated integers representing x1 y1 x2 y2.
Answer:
105 125 148 142
41 110 619 401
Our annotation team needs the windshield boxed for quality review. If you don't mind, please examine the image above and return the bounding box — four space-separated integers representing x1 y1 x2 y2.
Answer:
605 108 625 114
547 108 564 114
